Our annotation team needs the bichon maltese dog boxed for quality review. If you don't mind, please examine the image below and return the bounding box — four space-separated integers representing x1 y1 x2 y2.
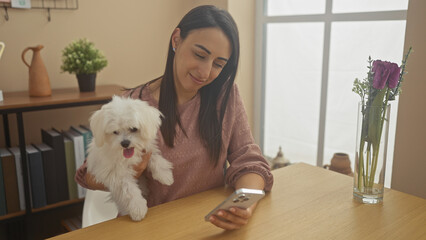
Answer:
86 96 174 221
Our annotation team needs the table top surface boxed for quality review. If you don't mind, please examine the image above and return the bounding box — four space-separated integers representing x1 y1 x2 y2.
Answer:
50 163 426 240
0 84 124 111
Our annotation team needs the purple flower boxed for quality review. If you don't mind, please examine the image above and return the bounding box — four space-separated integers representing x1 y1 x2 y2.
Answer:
372 60 401 89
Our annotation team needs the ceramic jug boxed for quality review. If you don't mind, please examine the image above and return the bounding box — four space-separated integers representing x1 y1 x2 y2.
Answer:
22 45 52 97
324 152 354 176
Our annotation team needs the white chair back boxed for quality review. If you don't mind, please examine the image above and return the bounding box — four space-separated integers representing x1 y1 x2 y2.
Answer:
82 189 119 228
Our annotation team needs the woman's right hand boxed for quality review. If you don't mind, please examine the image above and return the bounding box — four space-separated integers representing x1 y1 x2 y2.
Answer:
133 151 152 179
85 171 108 191
85 151 152 191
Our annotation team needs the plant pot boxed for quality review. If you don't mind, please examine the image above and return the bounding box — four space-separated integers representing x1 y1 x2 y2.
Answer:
76 73 96 92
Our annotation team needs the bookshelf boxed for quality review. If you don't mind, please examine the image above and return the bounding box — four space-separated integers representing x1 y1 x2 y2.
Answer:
0 84 123 238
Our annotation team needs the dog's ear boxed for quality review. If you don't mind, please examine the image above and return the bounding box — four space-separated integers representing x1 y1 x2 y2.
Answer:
90 109 106 147
136 103 163 140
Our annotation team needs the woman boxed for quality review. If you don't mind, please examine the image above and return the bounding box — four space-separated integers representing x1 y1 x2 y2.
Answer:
76 5 273 230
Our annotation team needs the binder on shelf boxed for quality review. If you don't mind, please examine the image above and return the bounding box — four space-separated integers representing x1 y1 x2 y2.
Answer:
0 155 7 216
63 135 78 200
80 124 91 132
41 128 70 201
71 125 92 157
0 148 20 213
63 129 86 198
26 145 47 209
34 143 58 205
9 147 26 210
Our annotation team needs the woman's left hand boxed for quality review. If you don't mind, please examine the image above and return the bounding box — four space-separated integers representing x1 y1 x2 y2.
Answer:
208 203 257 230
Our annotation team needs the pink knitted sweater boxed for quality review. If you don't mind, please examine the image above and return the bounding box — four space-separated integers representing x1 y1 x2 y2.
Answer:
75 83 273 207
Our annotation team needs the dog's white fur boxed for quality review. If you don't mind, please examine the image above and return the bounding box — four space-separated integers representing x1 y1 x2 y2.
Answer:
86 96 174 221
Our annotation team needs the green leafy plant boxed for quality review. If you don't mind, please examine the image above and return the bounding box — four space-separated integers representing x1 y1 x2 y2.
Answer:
61 38 108 75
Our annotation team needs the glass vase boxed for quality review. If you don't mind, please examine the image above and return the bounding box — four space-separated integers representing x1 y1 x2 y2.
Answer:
353 102 390 204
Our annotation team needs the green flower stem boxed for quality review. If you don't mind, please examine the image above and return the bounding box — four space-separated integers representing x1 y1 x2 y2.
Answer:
358 89 390 190
368 89 391 187
358 109 367 190
365 143 371 186
369 144 379 188
390 47 412 100
358 142 365 190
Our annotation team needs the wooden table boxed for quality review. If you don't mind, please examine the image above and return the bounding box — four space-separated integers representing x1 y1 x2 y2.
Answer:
49 163 426 240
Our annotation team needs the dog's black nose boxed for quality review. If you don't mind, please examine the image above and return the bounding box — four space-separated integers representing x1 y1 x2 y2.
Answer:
121 140 131 148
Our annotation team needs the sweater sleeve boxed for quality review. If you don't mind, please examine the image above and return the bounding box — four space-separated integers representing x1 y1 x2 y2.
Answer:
224 85 274 191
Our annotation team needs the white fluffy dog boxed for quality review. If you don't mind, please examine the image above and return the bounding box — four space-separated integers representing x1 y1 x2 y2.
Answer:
86 96 174 221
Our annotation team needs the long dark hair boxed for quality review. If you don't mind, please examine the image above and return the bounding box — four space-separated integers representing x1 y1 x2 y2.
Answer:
160 5 240 165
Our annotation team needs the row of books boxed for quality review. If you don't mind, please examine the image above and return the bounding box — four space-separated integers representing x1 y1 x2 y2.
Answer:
0 125 92 215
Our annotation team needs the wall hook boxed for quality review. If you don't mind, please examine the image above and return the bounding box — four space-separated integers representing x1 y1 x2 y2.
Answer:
4 6 8 21
47 8 51 22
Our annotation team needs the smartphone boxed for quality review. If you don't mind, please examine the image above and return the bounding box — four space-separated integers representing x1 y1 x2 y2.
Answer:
204 188 265 221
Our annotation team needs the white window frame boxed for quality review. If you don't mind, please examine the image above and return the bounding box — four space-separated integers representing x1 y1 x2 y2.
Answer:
254 0 407 167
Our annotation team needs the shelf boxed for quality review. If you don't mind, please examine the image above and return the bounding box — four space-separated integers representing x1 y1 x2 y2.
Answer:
32 198 84 214
0 84 124 114
0 199 84 221
0 210 25 221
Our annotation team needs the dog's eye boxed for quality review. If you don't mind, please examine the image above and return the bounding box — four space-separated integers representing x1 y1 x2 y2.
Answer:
113 131 119 135
130 127 138 133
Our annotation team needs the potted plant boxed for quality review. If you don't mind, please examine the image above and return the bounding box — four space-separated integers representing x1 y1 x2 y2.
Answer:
61 38 108 92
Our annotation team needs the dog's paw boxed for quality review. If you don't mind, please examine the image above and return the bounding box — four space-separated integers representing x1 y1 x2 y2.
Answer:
162 170 174 186
149 155 174 186
154 169 174 186
128 198 148 221
130 208 147 221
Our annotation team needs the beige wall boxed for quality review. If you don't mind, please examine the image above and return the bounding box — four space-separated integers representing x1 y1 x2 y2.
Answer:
183 0 228 13
392 0 426 199
0 1 183 91
228 0 255 129
0 1 256 146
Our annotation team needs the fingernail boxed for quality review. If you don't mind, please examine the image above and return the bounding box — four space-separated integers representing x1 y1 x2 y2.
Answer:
209 216 214 222
230 208 236 213
218 211 223 216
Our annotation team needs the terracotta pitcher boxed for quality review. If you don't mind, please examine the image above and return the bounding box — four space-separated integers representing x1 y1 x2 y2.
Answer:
22 45 52 97
324 152 354 176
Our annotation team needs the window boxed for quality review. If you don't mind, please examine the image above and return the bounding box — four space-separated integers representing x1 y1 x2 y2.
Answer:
255 0 408 187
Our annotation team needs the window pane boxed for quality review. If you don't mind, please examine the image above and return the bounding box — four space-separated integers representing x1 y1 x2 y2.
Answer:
324 21 407 187
333 0 408 13
264 23 324 166
267 0 326 16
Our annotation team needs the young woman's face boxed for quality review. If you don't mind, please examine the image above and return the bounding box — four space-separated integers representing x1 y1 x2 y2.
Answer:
172 27 231 98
